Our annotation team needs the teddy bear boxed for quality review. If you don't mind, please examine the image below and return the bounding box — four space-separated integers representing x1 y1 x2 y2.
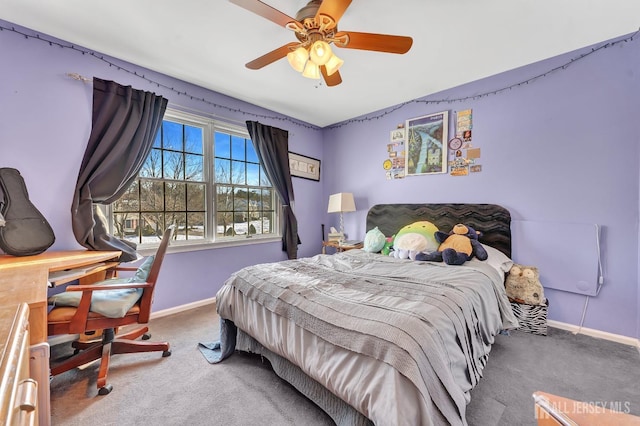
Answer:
389 221 439 260
505 264 546 305
416 223 487 265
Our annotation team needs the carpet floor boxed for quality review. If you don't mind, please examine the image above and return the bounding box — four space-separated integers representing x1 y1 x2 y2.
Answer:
49 304 640 425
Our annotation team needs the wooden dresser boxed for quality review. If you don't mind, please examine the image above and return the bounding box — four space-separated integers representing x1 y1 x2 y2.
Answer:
0 303 38 426
0 250 121 426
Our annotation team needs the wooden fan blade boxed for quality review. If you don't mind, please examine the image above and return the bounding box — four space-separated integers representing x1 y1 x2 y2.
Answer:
316 0 352 25
245 42 299 70
334 31 413 54
229 0 298 28
320 66 342 87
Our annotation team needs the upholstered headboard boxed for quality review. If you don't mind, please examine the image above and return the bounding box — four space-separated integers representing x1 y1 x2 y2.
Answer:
366 203 512 257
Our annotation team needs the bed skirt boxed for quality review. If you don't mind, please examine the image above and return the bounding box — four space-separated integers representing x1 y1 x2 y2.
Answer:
236 328 373 426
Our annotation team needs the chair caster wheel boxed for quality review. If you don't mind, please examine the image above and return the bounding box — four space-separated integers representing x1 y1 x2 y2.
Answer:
142 333 151 340
98 384 113 395
162 349 172 357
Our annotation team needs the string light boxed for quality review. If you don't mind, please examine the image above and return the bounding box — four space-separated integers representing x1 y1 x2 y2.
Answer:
2 24 637 130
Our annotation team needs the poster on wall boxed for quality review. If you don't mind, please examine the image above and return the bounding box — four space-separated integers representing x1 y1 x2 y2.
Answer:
449 108 482 176
405 111 449 175
385 127 406 179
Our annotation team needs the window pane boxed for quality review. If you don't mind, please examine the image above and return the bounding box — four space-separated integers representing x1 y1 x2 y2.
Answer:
163 121 183 151
153 130 161 148
140 149 162 178
141 213 165 243
186 183 205 211
246 163 260 186
187 213 205 239
113 181 139 212
169 212 187 240
231 136 245 161
216 212 235 237
185 154 203 181
215 132 230 158
165 182 186 212
231 160 245 184
260 167 271 186
113 213 140 242
140 180 164 211
216 185 234 211
215 158 231 184
233 188 248 212
262 212 274 234
261 188 273 211
246 141 259 163
163 151 184 180
184 125 203 154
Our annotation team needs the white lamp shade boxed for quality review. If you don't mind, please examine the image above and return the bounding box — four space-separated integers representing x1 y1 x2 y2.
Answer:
327 192 356 213
324 53 344 76
309 40 333 66
287 46 308 73
302 61 321 79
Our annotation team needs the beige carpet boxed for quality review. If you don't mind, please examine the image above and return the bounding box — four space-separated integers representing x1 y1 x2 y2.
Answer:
49 303 640 425
49 304 333 425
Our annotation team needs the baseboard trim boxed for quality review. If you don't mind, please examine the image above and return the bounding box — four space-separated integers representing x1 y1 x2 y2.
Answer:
547 319 640 349
150 297 216 320
48 298 217 347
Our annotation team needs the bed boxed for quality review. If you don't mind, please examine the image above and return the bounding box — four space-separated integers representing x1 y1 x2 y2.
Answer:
210 203 519 426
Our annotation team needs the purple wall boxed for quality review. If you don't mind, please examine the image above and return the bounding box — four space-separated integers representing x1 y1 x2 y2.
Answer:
1 20 638 339
322 33 640 339
0 21 325 312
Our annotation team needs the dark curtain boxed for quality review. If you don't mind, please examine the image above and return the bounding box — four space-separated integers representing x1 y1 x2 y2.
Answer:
245 121 300 259
71 78 168 262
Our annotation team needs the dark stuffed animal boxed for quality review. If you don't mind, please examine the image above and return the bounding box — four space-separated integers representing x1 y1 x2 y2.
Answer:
416 223 488 265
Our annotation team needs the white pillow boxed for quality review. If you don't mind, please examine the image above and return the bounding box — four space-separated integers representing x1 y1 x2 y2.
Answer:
481 243 513 277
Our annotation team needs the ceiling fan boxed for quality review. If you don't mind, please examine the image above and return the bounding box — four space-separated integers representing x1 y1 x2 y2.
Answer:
229 0 413 87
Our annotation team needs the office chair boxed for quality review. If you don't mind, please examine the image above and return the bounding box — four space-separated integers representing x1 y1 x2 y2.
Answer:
47 226 174 395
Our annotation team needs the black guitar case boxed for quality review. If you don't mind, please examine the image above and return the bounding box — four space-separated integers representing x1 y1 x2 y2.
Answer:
0 168 55 256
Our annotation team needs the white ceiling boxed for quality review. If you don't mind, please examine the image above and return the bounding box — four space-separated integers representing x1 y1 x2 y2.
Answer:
1 1 639 127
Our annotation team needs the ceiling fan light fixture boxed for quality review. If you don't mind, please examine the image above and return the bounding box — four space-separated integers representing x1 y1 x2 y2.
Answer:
287 46 308 72
309 40 332 66
325 53 344 76
302 61 321 79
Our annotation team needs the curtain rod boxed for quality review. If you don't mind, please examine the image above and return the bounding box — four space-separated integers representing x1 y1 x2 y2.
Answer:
66 72 248 129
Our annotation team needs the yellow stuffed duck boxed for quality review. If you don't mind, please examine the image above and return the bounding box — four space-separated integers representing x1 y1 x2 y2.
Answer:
416 223 488 265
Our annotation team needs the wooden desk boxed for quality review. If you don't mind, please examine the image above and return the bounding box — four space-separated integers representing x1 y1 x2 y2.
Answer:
0 250 121 426
534 391 640 426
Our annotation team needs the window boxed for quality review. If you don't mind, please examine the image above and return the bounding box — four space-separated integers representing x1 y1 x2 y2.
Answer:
110 109 278 248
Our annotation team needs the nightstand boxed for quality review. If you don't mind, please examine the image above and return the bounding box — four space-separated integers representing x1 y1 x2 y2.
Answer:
322 240 364 254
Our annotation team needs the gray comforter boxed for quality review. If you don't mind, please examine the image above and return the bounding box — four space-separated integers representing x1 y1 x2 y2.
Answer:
215 250 518 425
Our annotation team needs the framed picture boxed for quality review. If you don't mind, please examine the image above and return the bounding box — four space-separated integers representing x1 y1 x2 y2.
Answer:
405 111 449 175
390 128 405 142
289 152 321 181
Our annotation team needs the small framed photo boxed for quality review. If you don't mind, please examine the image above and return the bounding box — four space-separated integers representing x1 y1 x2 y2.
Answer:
405 111 449 175
289 152 321 181
390 129 405 142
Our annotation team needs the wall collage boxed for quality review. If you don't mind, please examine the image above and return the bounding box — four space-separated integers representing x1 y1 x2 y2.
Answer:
383 109 481 179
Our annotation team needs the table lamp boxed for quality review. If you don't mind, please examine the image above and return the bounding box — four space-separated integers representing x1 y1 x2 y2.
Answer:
327 192 356 242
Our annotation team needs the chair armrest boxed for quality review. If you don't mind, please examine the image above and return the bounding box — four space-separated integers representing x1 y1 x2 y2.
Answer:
113 266 138 272
65 282 153 292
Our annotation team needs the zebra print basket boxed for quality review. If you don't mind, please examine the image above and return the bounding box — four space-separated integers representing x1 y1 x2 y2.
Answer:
511 299 548 336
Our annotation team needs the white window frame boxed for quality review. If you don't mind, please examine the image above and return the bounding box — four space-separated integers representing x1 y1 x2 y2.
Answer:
108 108 281 254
